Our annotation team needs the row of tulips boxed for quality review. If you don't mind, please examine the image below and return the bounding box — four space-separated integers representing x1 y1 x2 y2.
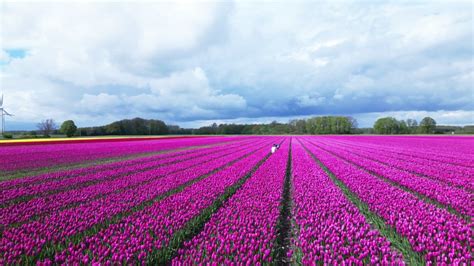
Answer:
0 137 251 191
310 139 474 217
173 139 290 264
326 136 474 166
333 135 474 155
291 140 404 264
0 136 243 172
0 138 273 264
301 138 473 264
0 138 256 205
321 137 473 190
1 140 263 227
41 138 280 264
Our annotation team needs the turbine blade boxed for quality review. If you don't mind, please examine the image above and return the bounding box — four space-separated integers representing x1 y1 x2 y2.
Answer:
3 109 13 116
0 94 3 107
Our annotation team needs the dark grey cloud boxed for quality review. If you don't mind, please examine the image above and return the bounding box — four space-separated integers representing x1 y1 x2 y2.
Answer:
1 0 473 129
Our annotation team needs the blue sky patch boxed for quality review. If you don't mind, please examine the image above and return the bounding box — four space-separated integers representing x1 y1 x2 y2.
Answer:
6 49 27 59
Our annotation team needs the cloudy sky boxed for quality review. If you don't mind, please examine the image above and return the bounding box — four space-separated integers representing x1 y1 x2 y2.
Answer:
1 0 473 130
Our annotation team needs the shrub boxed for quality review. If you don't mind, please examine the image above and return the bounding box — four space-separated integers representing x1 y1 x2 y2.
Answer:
2 133 13 139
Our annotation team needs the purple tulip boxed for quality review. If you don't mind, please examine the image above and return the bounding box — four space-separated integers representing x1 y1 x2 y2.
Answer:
299 137 473 264
173 140 289 264
0 136 246 173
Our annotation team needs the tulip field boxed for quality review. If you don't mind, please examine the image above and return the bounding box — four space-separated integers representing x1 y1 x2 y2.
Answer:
0 136 472 264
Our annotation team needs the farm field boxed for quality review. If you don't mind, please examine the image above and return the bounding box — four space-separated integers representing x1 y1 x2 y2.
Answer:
0 136 472 264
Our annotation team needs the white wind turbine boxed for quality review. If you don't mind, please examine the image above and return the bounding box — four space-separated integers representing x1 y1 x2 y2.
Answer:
0 94 14 134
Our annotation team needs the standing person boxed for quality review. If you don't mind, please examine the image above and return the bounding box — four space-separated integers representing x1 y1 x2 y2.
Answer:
271 144 277 154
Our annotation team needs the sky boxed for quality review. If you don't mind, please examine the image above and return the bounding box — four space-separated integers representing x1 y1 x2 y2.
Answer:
0 0 473 130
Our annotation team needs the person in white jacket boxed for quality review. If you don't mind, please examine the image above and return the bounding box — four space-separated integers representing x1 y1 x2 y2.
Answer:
271 144 277 154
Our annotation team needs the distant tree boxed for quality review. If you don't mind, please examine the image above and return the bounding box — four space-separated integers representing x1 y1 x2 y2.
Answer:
216 123 246 134
406 119 418 134
149 119 168 135
60 120 78 137
240 125 255 134
373 117 399 134
37 119 57 137
131 118 147 135
102 118 168 135
195 125 214 135
289 119 306 134
304 116 357 134
357 127 375 134
434 125 462 134
211 123 218 134
167 125 181 134
398 120 409 134
196 123 219 135
419 117 436 134
462 125 474 134
105 122 122 135
347 116 358 133
305 117 316 134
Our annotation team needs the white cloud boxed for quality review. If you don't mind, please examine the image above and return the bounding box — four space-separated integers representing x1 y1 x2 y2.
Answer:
0 0 473 129
132 67 247 119
70 67 247 122
79 93 122 114
0 50 11 62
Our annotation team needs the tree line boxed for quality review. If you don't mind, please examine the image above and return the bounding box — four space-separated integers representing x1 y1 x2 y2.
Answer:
23 115 472 138
373 116 437 134
30 118 169 137
32 116 358 137
78 118 169 136
192 116 357 135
